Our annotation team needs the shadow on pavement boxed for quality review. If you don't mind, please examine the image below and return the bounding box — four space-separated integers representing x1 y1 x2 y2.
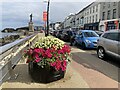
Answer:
6 63 33 84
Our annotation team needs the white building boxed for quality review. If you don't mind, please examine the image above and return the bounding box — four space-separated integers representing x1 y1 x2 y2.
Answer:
64 14 74 29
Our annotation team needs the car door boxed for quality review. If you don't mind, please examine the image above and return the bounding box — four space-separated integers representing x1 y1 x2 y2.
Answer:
105 33 119 55
76 31 83 45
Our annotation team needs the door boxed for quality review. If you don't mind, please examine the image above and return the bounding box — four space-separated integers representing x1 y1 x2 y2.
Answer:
76 31 83 45
105 33 119 55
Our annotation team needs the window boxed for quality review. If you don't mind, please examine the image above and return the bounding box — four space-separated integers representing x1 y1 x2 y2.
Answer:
107 10 111 20
102 12 105 20
92 15 94 23
106 33 119 41
77 18 79 24
113 2 116 6
90 16 91 23
93 6 94 13
113 9 116 19
85 18 86 23
90 8 91 14
103 2 105 9
108 2 110 8
84 32 98 37
87 17 88 23
96 5 98 12
102 33 108 38
96 14 98 22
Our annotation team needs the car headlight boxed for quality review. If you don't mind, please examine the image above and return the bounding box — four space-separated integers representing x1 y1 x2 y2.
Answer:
85 40 91 43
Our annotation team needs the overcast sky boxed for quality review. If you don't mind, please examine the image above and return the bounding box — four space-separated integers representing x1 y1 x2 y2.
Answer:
0 0 94 30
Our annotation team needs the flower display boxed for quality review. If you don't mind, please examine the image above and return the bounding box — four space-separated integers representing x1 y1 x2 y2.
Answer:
24 36 71 71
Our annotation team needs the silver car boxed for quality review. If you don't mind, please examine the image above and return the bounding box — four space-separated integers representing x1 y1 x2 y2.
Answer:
97 30 120 59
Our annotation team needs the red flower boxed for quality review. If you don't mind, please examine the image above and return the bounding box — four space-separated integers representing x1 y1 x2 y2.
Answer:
63 60 67 67
58 49 64 54
34 53 39 58
55 60 61 71
45 49 52 58
61 66 66 71
50 62 56 67
34 48 44 54
35 58 41 63
62 44 71 53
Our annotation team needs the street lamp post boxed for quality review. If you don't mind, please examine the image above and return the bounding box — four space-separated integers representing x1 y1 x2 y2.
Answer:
45 0 50 36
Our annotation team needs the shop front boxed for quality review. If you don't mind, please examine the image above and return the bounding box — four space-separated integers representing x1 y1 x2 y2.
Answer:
84 22 99 30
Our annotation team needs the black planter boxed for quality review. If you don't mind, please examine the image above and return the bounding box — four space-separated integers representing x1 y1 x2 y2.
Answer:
28 62 65 83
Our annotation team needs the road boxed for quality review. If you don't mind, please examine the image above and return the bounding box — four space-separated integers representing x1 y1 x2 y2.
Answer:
70 45 120 88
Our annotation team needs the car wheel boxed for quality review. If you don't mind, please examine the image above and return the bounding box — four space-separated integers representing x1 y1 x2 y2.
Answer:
97 47 105 59
82 43 86 49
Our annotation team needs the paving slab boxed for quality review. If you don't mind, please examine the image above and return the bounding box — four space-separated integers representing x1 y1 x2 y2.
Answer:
1 59 89 88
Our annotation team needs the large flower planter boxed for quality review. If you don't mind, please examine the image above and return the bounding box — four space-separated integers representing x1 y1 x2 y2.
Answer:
28 62 65 83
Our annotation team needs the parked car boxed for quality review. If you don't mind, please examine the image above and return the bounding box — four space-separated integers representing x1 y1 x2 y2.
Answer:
52 30 57 37
97 30 120 59
56 30 63 39
70 31 77 45
73 30 99 49
50 30 55 35
61 30 76 42
95 31 104 36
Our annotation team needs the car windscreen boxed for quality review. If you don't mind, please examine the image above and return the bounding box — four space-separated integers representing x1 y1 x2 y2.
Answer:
83 32 99 37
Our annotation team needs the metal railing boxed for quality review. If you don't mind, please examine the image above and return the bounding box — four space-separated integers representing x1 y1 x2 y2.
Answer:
0 33 39 85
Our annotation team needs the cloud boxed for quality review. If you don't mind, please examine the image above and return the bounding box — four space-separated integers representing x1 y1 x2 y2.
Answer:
0 1 92 29
1 2 45 29
49 2 91 22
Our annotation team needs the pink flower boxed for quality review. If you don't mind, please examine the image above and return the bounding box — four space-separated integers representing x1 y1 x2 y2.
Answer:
58 49 64 54
34 48 40 53
45 49 52 58
62 44 71 54
63 60 67 67
34 53 39 58
61 66 66 71
50 62 56 67
34 48 44 54
35 58 41 63
55 60 61 71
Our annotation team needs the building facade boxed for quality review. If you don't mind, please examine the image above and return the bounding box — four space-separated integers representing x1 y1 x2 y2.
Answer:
83 2 101 30
63 1 120 31
75 9 84 29
63 14 74 29
99 2 120 31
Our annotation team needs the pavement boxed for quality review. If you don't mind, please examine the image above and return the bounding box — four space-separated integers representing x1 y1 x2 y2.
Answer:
1 58 90 89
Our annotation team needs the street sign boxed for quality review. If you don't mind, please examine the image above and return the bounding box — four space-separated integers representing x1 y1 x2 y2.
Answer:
43 11 47 21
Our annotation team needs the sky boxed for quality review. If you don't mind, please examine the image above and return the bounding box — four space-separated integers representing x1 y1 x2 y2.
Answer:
0 0 95 30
